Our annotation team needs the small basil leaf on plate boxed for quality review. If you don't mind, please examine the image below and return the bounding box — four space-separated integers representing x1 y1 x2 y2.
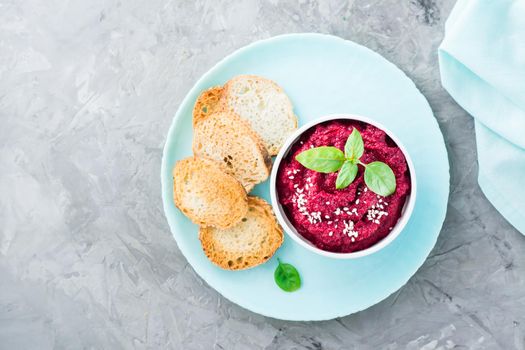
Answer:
274 259 301 292
364 161 396 196
295 146 345 173
336 161 358 189
344 128 364 161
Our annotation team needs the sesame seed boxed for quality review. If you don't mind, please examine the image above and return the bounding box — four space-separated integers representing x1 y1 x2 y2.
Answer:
325 215 330 219
329 231 333 236
289 176 294 179
342 220 358 238
355 199 360 204
366 202 388 224
326 201 330 205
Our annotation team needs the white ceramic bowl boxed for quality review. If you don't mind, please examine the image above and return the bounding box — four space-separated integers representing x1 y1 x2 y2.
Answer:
270 114 417 259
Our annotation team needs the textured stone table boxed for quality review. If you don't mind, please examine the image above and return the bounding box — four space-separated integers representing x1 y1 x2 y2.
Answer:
1 0 524 349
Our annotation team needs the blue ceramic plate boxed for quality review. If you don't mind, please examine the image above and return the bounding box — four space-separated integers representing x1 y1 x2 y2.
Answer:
161 33 449 321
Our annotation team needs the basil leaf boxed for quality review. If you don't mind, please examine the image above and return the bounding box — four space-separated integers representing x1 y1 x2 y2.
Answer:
336 161 358 189
344 128 364 161
295 146 345 173
274 259 301 292
364 161 396 196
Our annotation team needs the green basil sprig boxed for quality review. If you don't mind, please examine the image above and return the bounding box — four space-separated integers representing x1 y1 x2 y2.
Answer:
295 128 396 196
335 160 358 189
274 258 301 292
295 146 345 173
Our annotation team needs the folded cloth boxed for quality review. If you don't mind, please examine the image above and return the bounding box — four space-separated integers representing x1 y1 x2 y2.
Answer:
439 0 525 234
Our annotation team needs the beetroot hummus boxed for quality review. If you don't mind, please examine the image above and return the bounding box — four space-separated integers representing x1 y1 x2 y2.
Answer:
277 120 411 253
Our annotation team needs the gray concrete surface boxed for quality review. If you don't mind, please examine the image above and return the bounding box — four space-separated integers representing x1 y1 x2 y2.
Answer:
1 0 525 349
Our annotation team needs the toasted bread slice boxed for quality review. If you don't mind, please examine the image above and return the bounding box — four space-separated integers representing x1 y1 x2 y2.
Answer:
193 86 223 126
220 75 298 155
199 196 284 270
193 111 272 192
173 157 248 229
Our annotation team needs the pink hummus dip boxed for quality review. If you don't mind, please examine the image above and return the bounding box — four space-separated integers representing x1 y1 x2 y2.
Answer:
277 120 411 253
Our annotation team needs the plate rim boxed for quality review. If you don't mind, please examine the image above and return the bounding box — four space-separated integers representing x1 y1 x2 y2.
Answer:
161 33 450 321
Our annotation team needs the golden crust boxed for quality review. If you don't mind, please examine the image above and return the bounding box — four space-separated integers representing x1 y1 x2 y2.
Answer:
192 110 271 193
192 86 224 126
172 157 248 229
199 196 283 270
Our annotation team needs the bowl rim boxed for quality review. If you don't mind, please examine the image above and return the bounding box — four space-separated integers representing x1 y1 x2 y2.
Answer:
270 113 417 259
